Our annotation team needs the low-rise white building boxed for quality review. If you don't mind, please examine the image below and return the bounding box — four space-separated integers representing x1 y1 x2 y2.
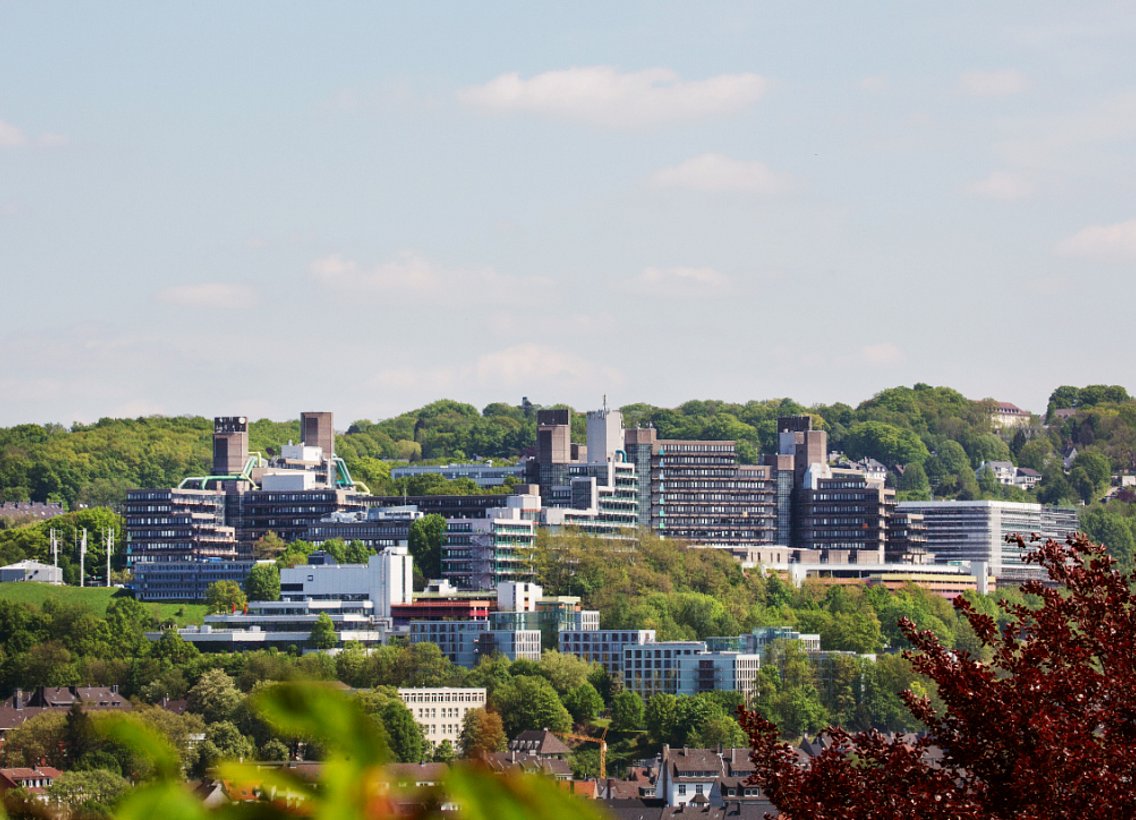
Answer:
281 547 413 619
0 560 62 585
397 687 486 750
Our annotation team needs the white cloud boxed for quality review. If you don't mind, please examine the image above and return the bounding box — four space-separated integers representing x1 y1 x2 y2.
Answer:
155 283 256 308
859 343 904 365
310 251 549 301
859 75 889 93
960 69 1028 97
0 120 28 148
459 66 768 127
968 171 1033 201
1056 218 1136 260
650 153 790 194
374 343 623 394
640 266 730 290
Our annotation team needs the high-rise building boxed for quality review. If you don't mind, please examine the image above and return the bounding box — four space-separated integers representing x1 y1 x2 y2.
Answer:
528 406 639 538
624 428 776 544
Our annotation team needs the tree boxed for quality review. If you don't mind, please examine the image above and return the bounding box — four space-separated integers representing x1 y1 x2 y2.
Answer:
186 669 243 724
309 613 338 649
896 462 931 501
610 689 645 732
844 421 929 468
244 562 280 601
538 650 596 695
1069 450 1111 503
563 682 604 725
740 534 1136 818
1 710 68 766
459 707 506 758
358 689 425 763
408 514 446 582
1079 506 1135 570
490 675 571 738
47 769 130 816
205 580 247 614
253 530 287 560
195 721 255 773
432 739 456 763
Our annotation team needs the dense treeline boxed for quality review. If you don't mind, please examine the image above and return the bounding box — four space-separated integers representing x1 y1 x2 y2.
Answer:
534 531 1007 655
2 384 1132 509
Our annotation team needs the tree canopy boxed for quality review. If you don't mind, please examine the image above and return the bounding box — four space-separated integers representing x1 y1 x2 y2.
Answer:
740 533 1136 818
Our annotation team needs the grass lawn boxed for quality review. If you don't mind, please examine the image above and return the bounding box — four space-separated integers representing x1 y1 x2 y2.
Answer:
0 582 207 626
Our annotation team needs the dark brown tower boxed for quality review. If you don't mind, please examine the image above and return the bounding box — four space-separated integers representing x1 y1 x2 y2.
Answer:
213 416 249 475
300 412 334 458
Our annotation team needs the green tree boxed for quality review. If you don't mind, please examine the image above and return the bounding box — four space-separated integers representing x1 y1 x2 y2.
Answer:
205 580 247 614
358 689 425 764
1070 451 1112 503
645 693 679 746
244 562 281 602
1080 507 1136 570
563 682 604 726
309 613 338 650
1 710 68 766
47 768 130 817
408 514 447 582
195 721 255 773
845 421 929 468
150 629 199 666
491 675 571 738
896 462 931 500
186 669 243 724
459 707 506 758
538 650 596 695
610 689 645 732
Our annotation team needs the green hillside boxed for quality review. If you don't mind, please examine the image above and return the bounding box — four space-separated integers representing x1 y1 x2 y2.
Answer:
0 582 206 626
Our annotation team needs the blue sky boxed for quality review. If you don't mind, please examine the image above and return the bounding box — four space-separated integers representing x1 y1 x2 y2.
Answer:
2 3 1134 426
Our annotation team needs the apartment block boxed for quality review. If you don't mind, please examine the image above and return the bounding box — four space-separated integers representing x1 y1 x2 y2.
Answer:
558 629 657 677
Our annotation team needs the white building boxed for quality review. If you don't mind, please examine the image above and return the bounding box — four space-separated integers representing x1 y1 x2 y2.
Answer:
163 598 390 649
280 547 413 619
442 495 539 590
622 642 708 698
398 687 487 750
498 580 542 613
0 560 62 585
676 652 760 700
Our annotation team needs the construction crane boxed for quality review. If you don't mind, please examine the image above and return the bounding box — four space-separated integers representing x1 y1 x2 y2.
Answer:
556 727 609 780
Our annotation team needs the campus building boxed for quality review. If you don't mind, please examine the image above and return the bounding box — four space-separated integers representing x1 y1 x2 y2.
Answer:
624 428 776 545
896 500 1079 577
397 688 487 751
126 412 375 600
558 629 657 677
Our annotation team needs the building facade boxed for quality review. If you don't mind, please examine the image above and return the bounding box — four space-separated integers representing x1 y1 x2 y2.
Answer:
397 687 487 750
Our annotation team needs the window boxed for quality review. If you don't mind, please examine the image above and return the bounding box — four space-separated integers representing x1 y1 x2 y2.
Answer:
678 785 687 796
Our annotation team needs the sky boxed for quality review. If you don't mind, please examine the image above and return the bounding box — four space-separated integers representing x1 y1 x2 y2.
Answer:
2 3 1135 427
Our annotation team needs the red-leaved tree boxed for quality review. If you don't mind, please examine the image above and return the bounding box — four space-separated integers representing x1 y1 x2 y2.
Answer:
739 533 1136 818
